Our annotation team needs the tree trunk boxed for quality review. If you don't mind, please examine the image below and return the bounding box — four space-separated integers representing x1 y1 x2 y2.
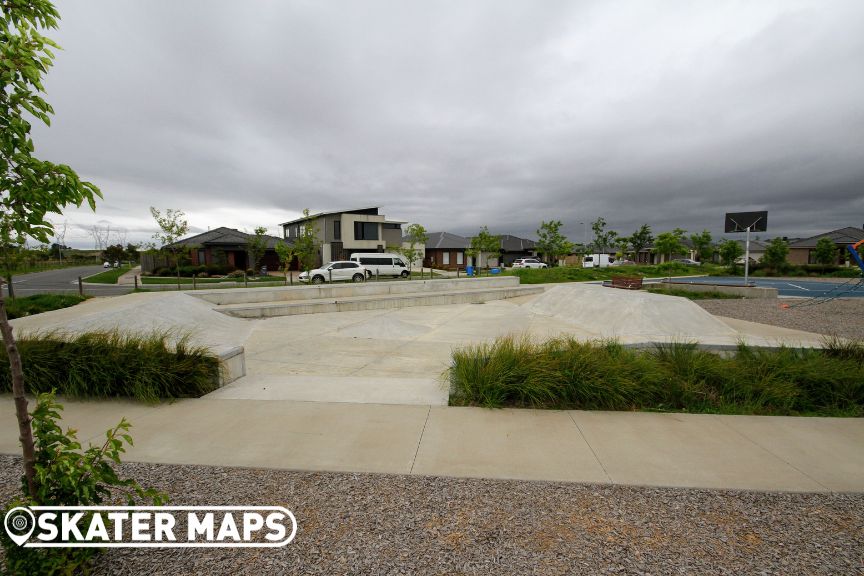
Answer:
4 273 13 299
0 290 37 498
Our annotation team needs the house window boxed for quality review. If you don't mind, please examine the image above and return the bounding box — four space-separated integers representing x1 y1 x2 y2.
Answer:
457 252 464 265
334 221 341 240
443 252 450 265
354 222 379 240
197 249 206 265
383 223 401 230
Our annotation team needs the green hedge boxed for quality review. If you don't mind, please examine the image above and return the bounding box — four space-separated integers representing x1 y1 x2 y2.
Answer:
449 336 864 416
0 331 222 402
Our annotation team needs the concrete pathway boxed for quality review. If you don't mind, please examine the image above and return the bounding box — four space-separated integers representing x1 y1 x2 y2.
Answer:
0 396 861 493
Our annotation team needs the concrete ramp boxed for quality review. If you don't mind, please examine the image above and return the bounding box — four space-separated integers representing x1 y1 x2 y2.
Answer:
523 284 739 341
10 292 249 383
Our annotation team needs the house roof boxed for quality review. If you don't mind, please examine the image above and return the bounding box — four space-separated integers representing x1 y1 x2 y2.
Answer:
418 232 469 250
788 227 864 249
169 227 287 249
498 234 536 252
279 206 380 226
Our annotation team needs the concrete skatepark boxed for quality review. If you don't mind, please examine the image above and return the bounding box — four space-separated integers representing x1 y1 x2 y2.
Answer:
2 277 862 492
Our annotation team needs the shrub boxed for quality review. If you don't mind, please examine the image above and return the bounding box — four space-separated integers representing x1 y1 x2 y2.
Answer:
226 270 245 278
448 336 864 416
0 331 222 401
196 272 209 278
5 295 86 319
154 267 172 276
1 393 167 574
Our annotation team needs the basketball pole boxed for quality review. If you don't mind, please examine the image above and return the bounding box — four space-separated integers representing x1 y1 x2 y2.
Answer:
744 225 751 286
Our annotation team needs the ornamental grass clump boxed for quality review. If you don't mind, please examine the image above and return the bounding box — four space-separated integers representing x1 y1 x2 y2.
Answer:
0 330 222 402
448 335 864 416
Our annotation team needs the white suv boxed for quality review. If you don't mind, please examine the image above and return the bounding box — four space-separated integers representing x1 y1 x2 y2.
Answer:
299 261 367 284
511 258 548 269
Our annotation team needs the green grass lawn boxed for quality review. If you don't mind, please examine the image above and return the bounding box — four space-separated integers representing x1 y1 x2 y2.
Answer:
449 336 864 417
5 294 87 319
141 275 281 285
644 286 742 300
503 262 721 284
84 265 131 284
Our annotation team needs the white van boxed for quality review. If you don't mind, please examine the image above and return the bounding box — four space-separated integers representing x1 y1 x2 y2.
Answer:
349 253 410 278
583 254 614 268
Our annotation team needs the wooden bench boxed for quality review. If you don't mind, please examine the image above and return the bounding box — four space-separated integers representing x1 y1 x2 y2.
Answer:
610 276 643 290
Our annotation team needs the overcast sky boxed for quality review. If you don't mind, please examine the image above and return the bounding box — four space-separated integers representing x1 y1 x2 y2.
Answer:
31 0 864 248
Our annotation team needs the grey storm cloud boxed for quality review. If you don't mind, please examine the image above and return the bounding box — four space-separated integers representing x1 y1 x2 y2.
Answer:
29 0 864 247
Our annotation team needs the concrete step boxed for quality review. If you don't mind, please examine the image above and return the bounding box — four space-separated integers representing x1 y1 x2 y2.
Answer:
192 276 521 306
216 285 544 318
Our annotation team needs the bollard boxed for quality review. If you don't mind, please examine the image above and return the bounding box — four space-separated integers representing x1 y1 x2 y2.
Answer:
328 269 332 283
376 269 379 282
78 276 83 297
244 273 248 287
289 271 293 286
134 275 138 290
193 275 197 290
457 268 460 278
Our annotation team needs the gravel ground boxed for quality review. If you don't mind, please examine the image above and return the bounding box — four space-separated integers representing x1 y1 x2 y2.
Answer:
1 456 861 575
697 297 864 341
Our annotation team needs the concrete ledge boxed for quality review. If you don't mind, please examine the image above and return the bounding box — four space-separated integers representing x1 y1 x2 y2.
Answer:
214 345 245 385
659 280 778 299
217 286 543 318
191 276 521 305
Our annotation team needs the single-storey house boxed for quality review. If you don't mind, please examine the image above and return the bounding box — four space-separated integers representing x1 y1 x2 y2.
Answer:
280 207 406 267
421 232 469 270
498 235 537 266
787 226 864 265
142 227 287 273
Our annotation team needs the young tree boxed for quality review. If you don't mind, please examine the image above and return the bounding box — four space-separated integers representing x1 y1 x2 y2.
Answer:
590 217 617 261
536 220 574 266
101 244 125 264
628 224 653 264
762 237 790 272
293 209 320 273
1 0 102 497
124 242 140 262
718 240 744 269
150 207 189 287
274 240 297 285
813 237 838 268
652 228 687 263
467 226 500 270
614 235 632 261
246 226 268 274
400 223 428 271
690 229 713 262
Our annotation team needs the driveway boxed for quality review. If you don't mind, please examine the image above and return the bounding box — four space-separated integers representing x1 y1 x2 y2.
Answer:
5 265 133 297
667 275 864 298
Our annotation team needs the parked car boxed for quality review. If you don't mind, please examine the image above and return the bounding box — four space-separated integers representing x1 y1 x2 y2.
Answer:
511 258 547 269
298 261 367 284
103 261 111 268
610 259 635 266
349 253 410 278
674 258 701 266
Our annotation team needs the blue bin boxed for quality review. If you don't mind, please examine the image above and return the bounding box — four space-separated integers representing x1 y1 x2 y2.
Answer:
490 267 500 275
466 265 474 277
